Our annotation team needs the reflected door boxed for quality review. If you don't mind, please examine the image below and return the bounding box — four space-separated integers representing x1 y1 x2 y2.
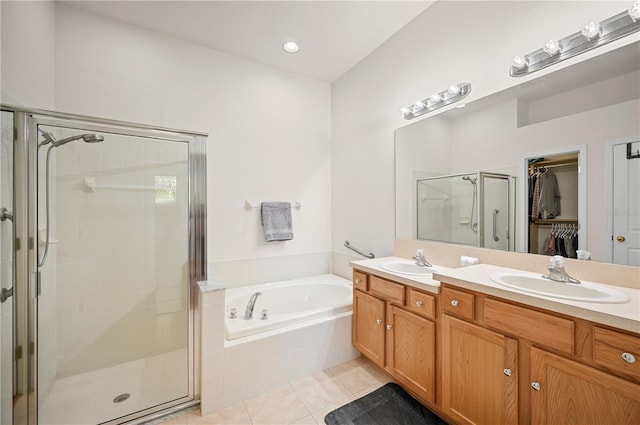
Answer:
33 119 193 424
613 141 640 266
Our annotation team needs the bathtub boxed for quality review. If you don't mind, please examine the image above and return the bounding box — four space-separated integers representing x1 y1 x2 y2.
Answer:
224 274 353 340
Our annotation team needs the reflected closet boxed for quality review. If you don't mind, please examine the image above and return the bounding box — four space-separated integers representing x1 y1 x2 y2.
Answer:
528 153 579 257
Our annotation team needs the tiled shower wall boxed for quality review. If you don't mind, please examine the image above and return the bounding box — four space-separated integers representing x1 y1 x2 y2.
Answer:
53 133 190 377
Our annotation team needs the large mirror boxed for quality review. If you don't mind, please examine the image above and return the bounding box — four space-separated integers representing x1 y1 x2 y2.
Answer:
395 41 640 265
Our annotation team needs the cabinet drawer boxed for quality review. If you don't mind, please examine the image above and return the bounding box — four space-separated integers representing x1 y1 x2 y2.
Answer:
353 271 368 292
405 288 436 320
593 327 640 380
442 287 475 320
369 276 405 304
484 298 574 355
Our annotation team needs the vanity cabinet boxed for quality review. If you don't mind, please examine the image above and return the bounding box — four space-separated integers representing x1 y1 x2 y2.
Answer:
439 283 640 425
351 272 436 403
441 295 518 425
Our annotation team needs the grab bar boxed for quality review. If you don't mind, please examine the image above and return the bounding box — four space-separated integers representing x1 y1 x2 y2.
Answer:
493 209 500 242
344 240 375 259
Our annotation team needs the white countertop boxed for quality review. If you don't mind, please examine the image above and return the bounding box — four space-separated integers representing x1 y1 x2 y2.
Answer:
351 257 640 334
350 256 451 295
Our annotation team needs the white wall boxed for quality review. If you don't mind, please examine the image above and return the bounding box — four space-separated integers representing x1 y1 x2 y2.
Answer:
331 1 632 265
52 4 332 265
0 0 56 108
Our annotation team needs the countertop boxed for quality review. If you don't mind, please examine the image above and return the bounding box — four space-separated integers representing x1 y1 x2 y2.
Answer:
351 257 640 334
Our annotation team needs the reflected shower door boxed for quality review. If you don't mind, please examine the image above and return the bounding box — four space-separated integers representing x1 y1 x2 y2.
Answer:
481 174 511 251
34 121 192 424
1 111 14 425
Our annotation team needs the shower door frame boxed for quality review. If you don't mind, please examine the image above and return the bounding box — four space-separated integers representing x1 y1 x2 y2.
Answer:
4 105 207 425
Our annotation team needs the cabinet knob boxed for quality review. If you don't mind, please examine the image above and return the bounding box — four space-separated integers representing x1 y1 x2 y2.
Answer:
622 352 636 363
376 319 382 325
416 301 423 307
451 300 459 307
531 382 541 391
386 324 393 331
355 278 361 284
503 368 512 377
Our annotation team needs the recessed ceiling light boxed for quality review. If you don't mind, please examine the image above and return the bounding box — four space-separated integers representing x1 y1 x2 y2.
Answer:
283 41 300 53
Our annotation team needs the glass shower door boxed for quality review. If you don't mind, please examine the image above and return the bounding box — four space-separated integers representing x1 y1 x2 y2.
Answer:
34 120 193 424
1 110 14 425
480 173 511 251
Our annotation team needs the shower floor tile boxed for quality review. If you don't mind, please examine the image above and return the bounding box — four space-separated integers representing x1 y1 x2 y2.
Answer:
39 349 188 425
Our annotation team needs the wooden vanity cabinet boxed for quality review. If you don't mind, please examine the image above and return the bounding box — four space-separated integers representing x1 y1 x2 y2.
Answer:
441 293 518 425
352 271 437 403
440 283 640 425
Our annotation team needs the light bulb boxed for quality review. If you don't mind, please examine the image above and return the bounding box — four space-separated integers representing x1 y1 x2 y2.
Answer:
400 107 409 115
283 41 300 53
512 55 527 70
447 84 461 95
629 1 640 20
543 39 560 56
581 21 600 40
429 94 442 104
413 101 425 112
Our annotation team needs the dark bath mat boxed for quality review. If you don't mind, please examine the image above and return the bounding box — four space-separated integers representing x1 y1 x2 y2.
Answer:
324 382 448 425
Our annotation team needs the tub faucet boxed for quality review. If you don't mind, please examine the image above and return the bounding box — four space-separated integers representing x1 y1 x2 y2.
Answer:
542 255 581 284
413 249 432 268
244 292 262 319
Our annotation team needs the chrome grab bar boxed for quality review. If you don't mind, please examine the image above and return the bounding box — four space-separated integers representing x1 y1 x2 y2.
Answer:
493 209 500 242
344 240 375 259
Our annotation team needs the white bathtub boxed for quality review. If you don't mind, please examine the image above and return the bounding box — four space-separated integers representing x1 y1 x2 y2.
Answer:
224 274 353 340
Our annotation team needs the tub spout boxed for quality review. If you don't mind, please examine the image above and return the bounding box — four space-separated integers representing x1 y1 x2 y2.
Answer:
244 292 262 320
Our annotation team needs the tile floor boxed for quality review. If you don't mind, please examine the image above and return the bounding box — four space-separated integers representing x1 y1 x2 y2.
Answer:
156 357 392 425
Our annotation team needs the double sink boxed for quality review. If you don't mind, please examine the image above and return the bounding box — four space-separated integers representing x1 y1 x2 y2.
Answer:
378 260 630 304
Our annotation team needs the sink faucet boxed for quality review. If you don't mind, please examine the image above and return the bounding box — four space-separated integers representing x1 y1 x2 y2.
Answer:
542 256 581 284
244 292 262 319
413 249 433 268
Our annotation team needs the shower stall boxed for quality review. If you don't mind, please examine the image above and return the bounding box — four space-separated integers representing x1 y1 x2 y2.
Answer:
416 172 515 251
0 105 207 424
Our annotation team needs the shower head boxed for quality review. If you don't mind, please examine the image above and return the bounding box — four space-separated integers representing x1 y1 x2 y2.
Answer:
39 130 105 148
462 175 477 184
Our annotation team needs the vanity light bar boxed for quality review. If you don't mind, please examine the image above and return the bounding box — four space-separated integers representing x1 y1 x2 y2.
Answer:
401 83 472 120
510 2 640 77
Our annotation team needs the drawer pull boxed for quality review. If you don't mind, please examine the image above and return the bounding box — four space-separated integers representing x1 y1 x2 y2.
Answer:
531 382 541 391
622 352 636 363
416 301 423 307
503 368 512 377
386 324 393 331
451 300 459 307
376 319 382 325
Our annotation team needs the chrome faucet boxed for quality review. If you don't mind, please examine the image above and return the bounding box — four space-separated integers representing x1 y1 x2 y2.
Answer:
244 292 262 319
413 249 433 268
542 256 581 284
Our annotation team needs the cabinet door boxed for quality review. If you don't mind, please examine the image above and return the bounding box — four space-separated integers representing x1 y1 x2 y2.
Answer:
386 305 436 403
442 315 518 425
352 290 385 367
530 347 640 425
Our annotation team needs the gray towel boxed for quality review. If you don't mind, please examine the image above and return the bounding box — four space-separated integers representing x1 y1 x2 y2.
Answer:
261 202 293 242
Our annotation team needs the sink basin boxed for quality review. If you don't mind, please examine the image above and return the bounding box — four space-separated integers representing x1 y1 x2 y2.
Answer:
490 273 629 304
380 262 438 276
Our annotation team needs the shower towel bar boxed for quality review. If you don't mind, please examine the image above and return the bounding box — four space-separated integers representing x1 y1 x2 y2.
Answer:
245 200 301 210
344 240 375 259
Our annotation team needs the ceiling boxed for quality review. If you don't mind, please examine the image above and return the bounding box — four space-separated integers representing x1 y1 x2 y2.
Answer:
61 1 434 83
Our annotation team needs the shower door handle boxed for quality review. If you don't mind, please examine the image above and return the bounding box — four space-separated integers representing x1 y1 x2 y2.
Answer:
493 209 500 242
1 287 13 303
